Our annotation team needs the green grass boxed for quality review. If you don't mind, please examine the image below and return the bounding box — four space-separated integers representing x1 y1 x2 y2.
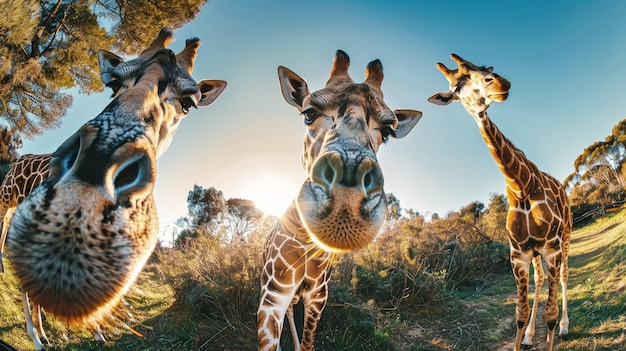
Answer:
556 211 626 350
1 211 626 350
387 210 626 350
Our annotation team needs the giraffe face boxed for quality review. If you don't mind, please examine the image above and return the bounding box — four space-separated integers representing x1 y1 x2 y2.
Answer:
7 28 226 325
428 53 511 113
278 50 422 252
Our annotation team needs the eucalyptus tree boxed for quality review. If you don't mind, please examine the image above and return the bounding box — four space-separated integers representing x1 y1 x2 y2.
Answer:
0 0 208 139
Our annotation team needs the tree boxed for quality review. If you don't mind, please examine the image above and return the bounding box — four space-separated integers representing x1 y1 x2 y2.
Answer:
566 118 626 209
97 0 208 54
0 0 208 139
186 185 227 229
225 198 263 243
0 126 21 162
478 193 508 243
386 192 402 221
459 201 485 221
0 126 22 180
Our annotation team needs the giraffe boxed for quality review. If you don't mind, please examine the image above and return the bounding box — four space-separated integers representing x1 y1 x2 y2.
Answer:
0 153 51 274
257 50 422 351
428 54 571 351
6 28 227 350
0 154 69 348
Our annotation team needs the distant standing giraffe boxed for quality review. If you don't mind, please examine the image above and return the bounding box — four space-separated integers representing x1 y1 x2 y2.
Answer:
257 50 422 351
0 153 51 273
428 54 571 351
7 28 227 350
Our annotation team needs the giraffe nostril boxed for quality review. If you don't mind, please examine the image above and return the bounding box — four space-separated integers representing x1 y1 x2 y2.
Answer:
363 171 372 189
114 159 140 190
358 159 384 195
48 132 82 182
312 153 341 189
311 152 383 195
61 143 79 176
112 152 153 199
322 163 335 185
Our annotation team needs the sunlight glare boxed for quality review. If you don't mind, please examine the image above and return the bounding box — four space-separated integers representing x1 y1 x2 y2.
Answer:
235 171 299 217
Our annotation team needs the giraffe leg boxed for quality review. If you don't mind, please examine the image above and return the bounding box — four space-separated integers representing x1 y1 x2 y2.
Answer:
543 253 563 351
299 281 329 351
285 303 300 351
522 255 544 346
0 207 15 274
559 240 570 338
92 324 106 342
32 304 50 346
511 252 531 351
22 292 46 351
258 282 299 351
0 221 5 274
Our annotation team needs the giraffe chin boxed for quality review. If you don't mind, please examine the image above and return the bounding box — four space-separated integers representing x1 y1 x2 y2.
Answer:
7 180 159 326
296 185 387 252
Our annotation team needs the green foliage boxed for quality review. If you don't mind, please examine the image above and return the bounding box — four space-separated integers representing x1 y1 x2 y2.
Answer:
156 218 270 349
0 126 21 181
97 0 207 55
566 118 626 221
186 185 227 229
183 185 267 244
173 228 200 251
386 193 402 220
0 0 208 139
225 198 263 242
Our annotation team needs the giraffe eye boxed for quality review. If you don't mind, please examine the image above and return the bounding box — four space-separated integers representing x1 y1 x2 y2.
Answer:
381 126 396 144
180 97 197 114
301 108 321 125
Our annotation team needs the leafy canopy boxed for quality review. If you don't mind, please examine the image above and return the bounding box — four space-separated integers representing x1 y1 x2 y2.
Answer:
0 0 208 139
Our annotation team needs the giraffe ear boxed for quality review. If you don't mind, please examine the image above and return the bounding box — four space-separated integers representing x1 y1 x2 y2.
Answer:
196 80 227 107
427 92 456 106
392 110 422 139
98 50 124 85
486 66 494 73
278 66 310 112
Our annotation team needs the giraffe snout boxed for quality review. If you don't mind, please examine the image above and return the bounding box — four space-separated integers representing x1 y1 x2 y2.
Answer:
311 151 383 196
48 125 156 202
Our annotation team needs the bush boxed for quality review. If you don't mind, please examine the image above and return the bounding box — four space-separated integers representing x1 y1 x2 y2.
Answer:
157 231 264 349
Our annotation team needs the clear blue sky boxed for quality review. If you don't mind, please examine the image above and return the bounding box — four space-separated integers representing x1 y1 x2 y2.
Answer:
21 0 626 237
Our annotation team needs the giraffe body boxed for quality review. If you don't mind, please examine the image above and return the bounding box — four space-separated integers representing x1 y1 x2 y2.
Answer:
258 204 332 351
0 153 51 273
429 54 570 351
258 50 422 350
6 28 226 350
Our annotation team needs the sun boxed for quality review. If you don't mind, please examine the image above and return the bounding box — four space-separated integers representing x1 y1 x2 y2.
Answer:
235 171 300 217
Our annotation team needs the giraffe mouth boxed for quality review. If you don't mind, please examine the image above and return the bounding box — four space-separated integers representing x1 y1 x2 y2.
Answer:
488 92 509 102
7 180 159 326
296 184 387 252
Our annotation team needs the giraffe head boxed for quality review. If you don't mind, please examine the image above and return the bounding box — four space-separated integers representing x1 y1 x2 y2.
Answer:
278 50 422 252
7 28 226 326
97 28 227 157
428 53 510 114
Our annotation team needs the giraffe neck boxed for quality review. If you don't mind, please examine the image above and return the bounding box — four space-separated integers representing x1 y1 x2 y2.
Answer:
470 110 538 199
278 201 316 246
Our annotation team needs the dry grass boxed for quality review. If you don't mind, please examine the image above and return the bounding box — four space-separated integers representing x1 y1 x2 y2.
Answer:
1 210 625 350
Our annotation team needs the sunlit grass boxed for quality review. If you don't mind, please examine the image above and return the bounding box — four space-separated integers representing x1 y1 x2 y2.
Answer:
557 210 626 351
1 210 625 350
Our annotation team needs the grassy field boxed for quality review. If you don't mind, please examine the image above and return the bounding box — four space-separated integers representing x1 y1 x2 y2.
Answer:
391 210 626 351
1 210 625 350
